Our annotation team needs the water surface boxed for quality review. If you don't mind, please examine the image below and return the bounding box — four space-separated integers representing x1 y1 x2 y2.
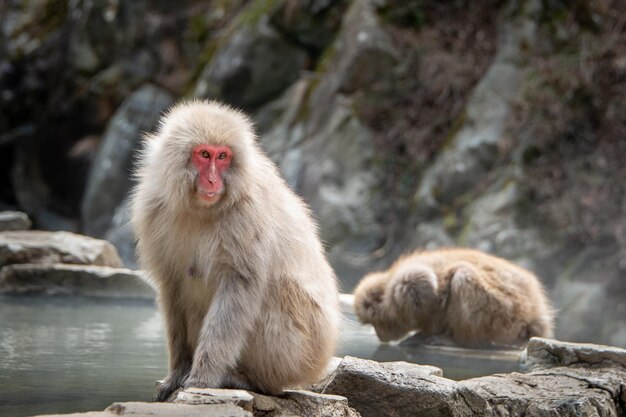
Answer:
0 296 520 417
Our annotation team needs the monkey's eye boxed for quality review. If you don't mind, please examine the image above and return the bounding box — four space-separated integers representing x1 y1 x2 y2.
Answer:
217 152 228 160
200 150 210 159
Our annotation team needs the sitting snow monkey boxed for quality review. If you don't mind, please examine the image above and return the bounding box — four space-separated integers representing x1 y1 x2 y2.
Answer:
354 248 555 348
132 100 340 400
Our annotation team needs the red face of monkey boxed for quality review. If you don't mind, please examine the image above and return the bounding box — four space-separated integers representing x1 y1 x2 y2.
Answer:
191 144 232 205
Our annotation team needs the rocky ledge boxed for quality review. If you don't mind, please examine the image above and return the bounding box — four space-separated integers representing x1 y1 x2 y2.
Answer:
0 215 153 299
33 338 626 417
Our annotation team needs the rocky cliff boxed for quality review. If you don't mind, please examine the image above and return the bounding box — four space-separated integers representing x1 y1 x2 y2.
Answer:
1 0 624 346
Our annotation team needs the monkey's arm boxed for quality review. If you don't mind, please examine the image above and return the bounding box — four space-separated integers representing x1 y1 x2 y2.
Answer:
155 285 193 401
184 269 264 389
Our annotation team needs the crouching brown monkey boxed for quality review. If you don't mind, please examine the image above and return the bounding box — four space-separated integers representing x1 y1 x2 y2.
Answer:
354 248 554 348
131 100 340 401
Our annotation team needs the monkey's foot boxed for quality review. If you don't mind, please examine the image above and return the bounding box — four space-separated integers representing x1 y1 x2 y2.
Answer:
221 370 256 391
182 372 222 391
154 380 178 402
154 371 189 402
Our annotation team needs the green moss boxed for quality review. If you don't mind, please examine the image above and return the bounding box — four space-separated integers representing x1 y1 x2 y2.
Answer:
234 0 283 28
189 14 211 43
314 42 338 74
294 42 338 122
455 210 474 245
378 0 425 29
182 40 220 98
522 145 542 165
27 0 68 37
440 109 467 151
443 211 457 232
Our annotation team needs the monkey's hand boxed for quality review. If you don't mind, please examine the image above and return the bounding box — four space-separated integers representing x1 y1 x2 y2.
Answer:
154 368 189 402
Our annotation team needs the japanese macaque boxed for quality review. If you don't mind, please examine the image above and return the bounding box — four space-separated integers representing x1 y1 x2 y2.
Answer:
131 100 340 401
354 248 554 348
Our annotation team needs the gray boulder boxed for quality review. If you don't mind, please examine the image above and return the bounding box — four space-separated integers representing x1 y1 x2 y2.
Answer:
0 231 122 268
413 9 536 212
464 367 625 417
104 199 137 269
0 211 32 231
193 14 307 110
269 0 349 52
81 84 174 238
256 0 399 287
322 356 487 417
0 263 155 299
521 337 626 370
322 342 626 417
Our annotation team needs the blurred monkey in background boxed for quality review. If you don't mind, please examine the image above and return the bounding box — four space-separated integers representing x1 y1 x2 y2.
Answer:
354 248 554 348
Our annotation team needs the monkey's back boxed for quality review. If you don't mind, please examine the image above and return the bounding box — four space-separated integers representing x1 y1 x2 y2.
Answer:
388 248 555 346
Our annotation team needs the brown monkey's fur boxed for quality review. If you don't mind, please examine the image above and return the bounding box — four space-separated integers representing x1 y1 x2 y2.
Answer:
354 248 554 348
131 101 340 401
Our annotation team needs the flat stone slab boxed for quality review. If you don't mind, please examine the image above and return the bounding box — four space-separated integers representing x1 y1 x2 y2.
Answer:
0 231 123 268
172 388 359 417
522 337 626 370
175 388 254 409
33 401 252 416
0 211 32 231
0 263 155 299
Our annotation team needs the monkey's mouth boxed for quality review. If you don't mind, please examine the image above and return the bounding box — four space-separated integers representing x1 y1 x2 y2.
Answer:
197 189 223 204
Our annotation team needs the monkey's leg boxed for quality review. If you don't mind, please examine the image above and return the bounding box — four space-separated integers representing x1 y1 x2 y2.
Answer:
220 369 255 391
184 271 264 390
155 286 193 402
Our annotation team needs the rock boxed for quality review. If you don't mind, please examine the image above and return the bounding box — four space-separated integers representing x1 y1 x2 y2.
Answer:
464 366 626 417
34 401 253 417
269 0 349 52
521 337 626 370
104 200 137 269
34 389 358 417
193 12 307 110
306 0 398 129
258 83 384 287
298 103 384 287
0 263 155 299
551 280 609 343
413 10 535 210
321 356 479 417
11 134 85 234
0 230 123 268
255 0 399 287
174 388 359 417
174 388 254 409
332 0 399 95
459 179 559 269
0 211 32 231
81 84 174 238
323 352 626 417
